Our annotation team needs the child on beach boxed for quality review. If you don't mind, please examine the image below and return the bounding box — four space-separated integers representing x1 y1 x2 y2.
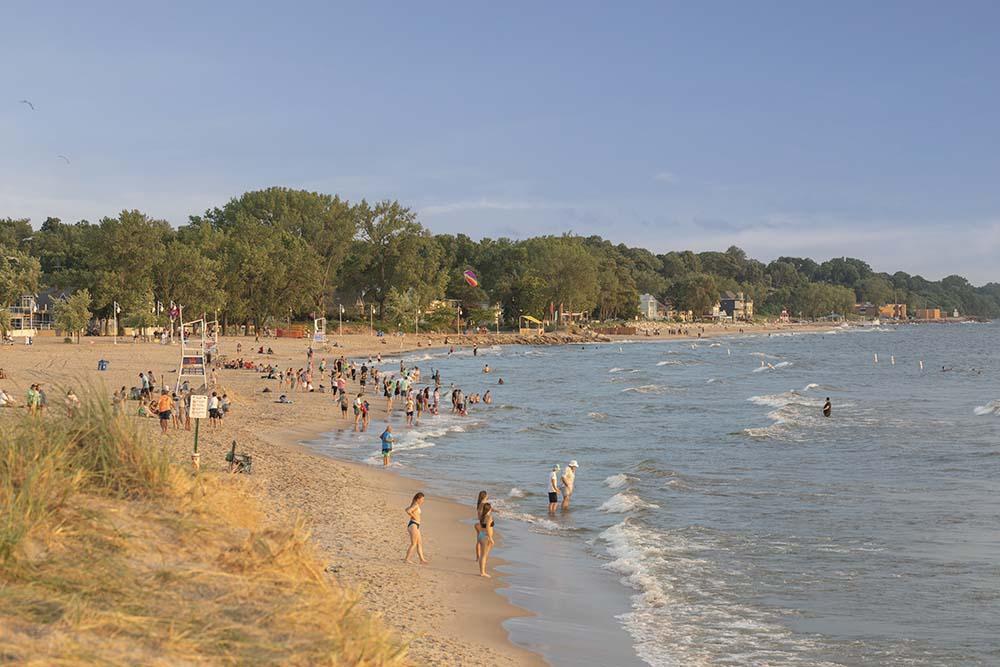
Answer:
405 394 415 426
548 465 561 513
404 492 428 564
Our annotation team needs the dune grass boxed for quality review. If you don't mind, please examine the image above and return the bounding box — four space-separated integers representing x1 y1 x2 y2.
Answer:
0 393 407 665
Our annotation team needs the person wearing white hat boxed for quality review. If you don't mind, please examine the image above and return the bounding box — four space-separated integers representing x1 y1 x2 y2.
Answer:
561 460 579 510
548 464 561 514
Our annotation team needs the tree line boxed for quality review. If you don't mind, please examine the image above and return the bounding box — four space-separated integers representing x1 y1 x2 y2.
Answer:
2 187 999 334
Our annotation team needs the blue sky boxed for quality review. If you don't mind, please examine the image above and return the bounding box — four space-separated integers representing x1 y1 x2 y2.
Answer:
4 1 999 282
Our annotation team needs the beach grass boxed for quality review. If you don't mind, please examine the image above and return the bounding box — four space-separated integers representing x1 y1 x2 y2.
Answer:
0 393 408 665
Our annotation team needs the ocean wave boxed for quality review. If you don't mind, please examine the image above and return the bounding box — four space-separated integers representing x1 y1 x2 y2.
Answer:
621 384 665 394
599 492 658 513
604 473 631 488
752 360 793 373
974 400 1000 416
508 487 526 498
600 521 804 666
655 360 682 366
588 411 608 421
803 383 820 391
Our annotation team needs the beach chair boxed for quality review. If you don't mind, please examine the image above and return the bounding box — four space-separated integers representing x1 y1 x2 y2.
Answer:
225 440 253 474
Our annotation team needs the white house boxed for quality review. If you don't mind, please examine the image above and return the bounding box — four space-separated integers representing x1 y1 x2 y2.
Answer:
639 293 670 320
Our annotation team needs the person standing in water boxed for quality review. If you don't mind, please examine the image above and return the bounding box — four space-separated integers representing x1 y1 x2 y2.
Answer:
380 424 394 466
404 492 428 564
476 502 495 577
823 398 832 417
548 464 561 513
561 460 579 510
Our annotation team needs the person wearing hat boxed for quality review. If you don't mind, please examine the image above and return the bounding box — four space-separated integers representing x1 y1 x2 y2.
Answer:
548 464 561 514
561 460 579 510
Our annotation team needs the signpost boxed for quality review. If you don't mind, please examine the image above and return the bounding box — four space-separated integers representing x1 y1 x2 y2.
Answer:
189 394 208 470
314 316 327 343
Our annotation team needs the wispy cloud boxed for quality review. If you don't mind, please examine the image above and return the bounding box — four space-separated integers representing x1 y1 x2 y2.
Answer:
419 198 568 216
653 171 677 184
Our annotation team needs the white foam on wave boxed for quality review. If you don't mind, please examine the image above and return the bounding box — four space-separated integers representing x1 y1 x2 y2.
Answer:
974 400 1000 416
656 360 682 366
508 487 526 498
599 492 659 513
803 383 820 391
604 473 631 488
621 384 665 394
599 520 803 666
609 367 626 373
589 411 608 421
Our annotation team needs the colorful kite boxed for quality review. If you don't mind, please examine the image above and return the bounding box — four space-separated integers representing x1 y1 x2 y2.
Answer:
463 270 479 288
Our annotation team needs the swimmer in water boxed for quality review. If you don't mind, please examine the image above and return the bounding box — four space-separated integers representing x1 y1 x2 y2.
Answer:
823 398 832 417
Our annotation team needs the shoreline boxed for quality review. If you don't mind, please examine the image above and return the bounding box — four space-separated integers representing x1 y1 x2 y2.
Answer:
0 321 849 665
260 421 547 666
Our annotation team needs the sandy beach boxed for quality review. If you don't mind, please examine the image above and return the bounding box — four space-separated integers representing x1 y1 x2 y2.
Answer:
0 322 836 665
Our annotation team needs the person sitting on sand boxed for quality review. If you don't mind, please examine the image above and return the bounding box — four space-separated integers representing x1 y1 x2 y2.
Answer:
277 394 292 404
476 502 495 578
404 492 429 564
0 387 16 407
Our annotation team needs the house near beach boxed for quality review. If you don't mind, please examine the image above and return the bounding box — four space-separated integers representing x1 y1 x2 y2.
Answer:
879 303 907 320
639 293 672 320
719 291 754 321
7 289 70 336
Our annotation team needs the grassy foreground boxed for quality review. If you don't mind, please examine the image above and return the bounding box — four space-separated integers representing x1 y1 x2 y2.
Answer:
0 394 407 666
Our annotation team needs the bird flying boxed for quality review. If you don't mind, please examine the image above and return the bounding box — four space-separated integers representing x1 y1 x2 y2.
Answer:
57 155 70 164
19 99 35 110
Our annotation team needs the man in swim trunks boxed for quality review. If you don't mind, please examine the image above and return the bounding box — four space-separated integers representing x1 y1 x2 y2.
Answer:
823 398 832 418
380 424 394 467
156 389 173 434
548 464 561 513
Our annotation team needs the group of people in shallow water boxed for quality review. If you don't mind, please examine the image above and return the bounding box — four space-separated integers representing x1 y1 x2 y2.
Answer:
402 489 498 578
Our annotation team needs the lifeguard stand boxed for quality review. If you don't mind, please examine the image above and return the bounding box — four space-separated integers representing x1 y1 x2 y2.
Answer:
177 317 208 391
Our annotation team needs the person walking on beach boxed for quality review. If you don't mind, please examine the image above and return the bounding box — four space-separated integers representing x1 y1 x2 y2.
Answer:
561 460 578 510
380 424 394 466
476 502 495 577
548 464 561 513
475 491 489 561
404 492 428 564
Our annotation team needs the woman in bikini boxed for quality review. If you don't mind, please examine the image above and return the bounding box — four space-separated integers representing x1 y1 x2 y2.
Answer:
475 491 489 561
404 492 429 564
476 501 495 577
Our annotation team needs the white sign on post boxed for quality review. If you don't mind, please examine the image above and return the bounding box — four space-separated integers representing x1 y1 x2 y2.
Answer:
189 395 209 420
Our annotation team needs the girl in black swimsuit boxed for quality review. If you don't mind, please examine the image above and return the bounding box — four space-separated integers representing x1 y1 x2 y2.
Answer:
404 492 428 564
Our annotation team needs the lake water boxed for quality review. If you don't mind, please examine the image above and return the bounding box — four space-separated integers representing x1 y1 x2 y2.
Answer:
310 323 1000 666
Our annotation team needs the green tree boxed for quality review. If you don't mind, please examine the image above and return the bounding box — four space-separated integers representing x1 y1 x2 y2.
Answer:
54 289 93 343
668 273 718 315
0 249 41 307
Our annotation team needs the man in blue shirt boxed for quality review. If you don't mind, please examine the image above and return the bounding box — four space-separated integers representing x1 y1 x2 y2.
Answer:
380 425 394 467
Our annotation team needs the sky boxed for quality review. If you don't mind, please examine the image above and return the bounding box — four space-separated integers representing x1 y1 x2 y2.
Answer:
3 1 1000 283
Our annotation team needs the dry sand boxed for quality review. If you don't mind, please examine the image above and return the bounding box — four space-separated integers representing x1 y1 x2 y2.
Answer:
0 322 836 664
0 333 543 666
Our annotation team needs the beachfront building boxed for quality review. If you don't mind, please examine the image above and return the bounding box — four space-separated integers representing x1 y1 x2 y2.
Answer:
879 303 907 320
853 302 881 319
702 301 722 320
915 308 942 320
7 289 69 334
719 291 754 321
639 293 671 320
